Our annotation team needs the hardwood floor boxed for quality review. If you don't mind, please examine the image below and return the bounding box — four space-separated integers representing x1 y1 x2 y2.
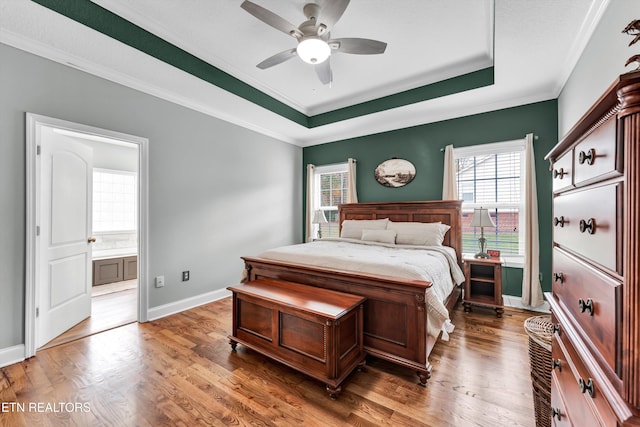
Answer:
39 286 137 351
0 299 540 426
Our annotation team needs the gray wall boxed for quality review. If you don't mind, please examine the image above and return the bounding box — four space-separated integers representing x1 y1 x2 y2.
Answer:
0 43 302 350
558 0 639 137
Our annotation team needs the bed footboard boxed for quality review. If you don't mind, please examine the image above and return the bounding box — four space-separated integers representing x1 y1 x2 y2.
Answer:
242 256 459 384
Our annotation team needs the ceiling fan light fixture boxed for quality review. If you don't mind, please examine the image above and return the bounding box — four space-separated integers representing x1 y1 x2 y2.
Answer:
297 37 331 64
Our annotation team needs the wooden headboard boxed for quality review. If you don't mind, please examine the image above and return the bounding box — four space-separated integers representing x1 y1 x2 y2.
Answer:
338 200 463 266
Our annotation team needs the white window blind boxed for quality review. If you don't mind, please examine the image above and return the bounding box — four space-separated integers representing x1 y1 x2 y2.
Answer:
313 163 348 238
93 169 137 233
455 140 525 257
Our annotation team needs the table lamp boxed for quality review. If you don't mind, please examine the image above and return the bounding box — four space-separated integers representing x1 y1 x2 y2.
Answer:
312 209 328 239
470 207 495 258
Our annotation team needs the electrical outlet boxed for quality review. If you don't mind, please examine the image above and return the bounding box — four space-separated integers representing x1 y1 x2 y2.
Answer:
182 271 190 281
155 275 165 288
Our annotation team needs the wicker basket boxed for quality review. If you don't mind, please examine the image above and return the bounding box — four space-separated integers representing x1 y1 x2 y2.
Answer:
524 315 554 427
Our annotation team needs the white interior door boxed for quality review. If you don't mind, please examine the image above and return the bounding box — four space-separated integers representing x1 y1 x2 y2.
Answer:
38 137 94 348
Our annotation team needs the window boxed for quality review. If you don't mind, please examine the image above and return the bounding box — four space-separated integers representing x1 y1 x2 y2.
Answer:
455 140 525 259
93 169 137 233
313 163 349 238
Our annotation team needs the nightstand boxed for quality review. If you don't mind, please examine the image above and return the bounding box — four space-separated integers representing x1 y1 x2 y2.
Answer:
463 255 504 318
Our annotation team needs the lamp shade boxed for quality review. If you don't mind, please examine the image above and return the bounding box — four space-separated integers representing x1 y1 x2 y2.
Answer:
297 37 331 64
312 209 328 224
470 208 496 228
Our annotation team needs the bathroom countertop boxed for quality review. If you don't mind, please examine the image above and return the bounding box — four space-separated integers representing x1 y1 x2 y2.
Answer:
92 248 137 260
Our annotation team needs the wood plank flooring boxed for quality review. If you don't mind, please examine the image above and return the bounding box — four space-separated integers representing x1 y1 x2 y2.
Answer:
39 287 137 351
0 299 541 427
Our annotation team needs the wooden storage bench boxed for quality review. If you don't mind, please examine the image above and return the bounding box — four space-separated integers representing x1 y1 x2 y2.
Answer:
227 278 366 399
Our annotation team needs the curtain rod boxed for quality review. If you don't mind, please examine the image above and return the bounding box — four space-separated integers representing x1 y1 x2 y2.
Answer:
439 135 538 152
308 159 357 167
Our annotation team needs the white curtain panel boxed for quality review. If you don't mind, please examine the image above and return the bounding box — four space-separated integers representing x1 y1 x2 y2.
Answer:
442 144 458 200
522 133 544 306
347 158 358 203
306 164 315 242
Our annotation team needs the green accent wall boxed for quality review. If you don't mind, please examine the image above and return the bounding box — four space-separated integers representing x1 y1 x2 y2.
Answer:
303 99 558 297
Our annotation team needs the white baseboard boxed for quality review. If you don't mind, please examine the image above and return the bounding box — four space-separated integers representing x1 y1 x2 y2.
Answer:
0 290 231 368
503 294 550 313
147 288 232 321
0 344 26 368
147 290 549 322
0 292 546 369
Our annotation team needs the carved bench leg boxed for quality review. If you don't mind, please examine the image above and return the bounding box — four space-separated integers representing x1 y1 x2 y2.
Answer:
417 371 430 386
357 359 367 372
326 384 342 400
417 363 432 386
229 339 237 351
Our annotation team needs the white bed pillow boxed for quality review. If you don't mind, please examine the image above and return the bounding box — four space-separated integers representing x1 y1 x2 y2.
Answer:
361 229 397 244
386 221 451 246
340 218 389 239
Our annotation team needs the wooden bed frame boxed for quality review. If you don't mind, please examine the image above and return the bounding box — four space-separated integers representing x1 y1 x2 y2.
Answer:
242 200 463 385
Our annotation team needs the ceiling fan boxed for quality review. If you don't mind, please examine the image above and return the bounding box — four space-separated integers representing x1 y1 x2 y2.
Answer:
240 0 387 85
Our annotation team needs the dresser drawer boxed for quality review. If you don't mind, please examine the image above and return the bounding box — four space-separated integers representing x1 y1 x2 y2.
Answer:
573 117 621 187
552 332 617 427
553 182 621 274
552 248 621 374
552 150 574 193
550 372 576 426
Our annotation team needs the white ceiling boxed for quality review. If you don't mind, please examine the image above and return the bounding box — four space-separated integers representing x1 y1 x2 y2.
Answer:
91 0 494 116
0 0 610 147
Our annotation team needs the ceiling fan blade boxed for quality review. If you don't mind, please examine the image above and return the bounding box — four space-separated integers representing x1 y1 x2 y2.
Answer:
257 48 297 69
241 1 301 38
331 38 387 54
315 58 332 85
317 0 350 32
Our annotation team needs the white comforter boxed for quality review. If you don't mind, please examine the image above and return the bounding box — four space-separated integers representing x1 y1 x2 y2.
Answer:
257 238 465 339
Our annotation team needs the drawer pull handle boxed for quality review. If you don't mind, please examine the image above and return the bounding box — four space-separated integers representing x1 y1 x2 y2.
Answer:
579 218 595 234
553 272 564 283
552 323 561 334
553 168 567 179
578 377 595 398
551 407 562 420
553 216 565 227
578 298 594 316
552 359 562 371
578 148 596 165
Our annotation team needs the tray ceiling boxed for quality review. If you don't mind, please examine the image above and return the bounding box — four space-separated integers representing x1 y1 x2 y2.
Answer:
0 0 609 146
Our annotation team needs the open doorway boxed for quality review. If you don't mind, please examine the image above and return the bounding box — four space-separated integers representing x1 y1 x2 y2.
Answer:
25 114 149 357
40 144 139 350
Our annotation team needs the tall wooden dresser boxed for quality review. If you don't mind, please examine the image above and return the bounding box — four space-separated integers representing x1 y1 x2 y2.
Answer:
545 71 640 426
